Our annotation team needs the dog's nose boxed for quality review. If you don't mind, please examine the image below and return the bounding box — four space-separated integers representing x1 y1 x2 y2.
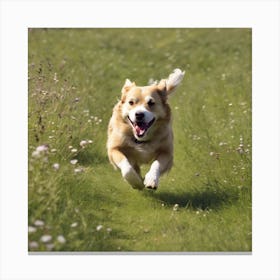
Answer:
135 112 144 121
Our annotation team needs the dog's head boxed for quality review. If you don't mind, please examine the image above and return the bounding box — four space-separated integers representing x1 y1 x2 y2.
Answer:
120 69 185 141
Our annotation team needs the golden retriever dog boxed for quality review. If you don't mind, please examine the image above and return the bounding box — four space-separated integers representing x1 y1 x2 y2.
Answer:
107 69 185 190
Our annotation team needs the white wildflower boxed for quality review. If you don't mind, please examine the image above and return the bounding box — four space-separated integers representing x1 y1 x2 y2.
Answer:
34 220 45 227
70 159 78 165
173 204 179 211
32 150 41 158
57 235 66 244
53 163 60 170
54 73 59 83
74 167 84 174
32 145 49 158
96 225 103 231
80 140 88 148
40 235 52 243
36 145 49 152
219 142 227 146
28 226 37 233
29 241 39 249
71 148 78 153
236 146 244 154
71 222 78 228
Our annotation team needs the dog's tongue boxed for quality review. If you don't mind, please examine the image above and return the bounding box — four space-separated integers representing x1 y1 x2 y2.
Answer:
135 123 146 137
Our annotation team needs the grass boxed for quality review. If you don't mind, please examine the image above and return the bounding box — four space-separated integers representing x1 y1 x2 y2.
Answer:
28 28 252 252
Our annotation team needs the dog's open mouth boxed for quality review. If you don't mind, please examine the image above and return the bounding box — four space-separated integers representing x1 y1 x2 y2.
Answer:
128 117 155 138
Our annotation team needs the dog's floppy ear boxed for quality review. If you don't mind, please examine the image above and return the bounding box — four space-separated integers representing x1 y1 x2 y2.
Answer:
157 69 185 98
121 79 136 95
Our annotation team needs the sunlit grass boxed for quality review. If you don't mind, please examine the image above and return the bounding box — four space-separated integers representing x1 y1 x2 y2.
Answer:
28 28 251 252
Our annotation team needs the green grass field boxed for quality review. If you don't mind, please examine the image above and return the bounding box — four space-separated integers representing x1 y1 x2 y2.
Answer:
28 28 251 252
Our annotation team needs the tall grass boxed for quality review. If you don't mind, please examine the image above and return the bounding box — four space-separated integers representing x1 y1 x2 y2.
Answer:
28 28 251 252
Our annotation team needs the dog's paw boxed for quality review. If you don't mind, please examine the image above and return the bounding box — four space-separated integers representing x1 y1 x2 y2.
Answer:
118 159 144 189
144 171 159 190
121 165 144 189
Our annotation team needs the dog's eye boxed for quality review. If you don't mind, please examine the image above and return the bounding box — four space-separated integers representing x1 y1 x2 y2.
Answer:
147 100 155 107
128 100 134 106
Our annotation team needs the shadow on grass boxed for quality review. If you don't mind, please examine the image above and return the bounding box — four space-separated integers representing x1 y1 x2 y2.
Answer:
148 186 239 210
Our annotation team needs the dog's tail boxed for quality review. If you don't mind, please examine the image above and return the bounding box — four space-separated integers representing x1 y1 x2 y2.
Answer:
166 68 185 93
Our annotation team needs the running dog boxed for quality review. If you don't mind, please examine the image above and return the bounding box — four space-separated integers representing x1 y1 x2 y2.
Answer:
107 69 185 190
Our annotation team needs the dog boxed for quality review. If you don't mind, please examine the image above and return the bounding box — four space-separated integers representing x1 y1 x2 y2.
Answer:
107 69 185 190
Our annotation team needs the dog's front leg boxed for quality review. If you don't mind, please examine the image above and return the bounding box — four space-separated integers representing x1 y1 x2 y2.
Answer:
144 154 173 190
110 149 144 189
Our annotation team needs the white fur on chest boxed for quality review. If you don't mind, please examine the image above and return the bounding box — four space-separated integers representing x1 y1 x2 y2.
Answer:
133 143 156 163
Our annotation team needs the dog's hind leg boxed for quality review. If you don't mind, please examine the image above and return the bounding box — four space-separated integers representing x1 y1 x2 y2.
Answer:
109 149 144 189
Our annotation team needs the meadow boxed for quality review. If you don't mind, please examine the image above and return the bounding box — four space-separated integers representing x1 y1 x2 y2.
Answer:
28 28 252 252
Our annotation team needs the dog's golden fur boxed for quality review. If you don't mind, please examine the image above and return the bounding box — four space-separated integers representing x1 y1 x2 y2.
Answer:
107 69 185 189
